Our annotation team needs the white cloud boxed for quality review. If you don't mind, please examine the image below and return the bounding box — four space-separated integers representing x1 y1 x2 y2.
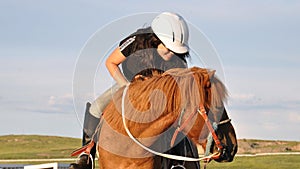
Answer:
261 122 279 131
231 93 255 100
48 96 56 105
47 94 73 106
288 112 300 123
229 107 300 141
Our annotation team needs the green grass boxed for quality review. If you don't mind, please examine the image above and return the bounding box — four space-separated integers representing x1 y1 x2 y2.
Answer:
0 135 81 159
205 155 300 169
0 135 299 169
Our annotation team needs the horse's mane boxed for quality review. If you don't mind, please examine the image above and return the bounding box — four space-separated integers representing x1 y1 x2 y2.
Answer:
164 67 227 111
102 67 227 138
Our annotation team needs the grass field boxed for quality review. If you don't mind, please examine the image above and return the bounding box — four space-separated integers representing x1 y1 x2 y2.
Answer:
206 155 300 169
0 135 299 168
0 135 81 159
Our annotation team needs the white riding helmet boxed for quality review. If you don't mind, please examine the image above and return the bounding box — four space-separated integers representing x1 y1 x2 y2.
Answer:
151 12 189 54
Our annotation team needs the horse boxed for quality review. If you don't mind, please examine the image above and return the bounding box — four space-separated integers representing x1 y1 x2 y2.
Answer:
97 67 238 169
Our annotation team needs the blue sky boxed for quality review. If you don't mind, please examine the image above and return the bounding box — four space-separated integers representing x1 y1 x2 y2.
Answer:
0 0 299 141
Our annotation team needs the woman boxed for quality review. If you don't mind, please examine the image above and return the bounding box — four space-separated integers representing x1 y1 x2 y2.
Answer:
70 12 200 169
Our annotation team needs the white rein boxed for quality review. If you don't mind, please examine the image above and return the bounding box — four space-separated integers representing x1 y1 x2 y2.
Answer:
121 84 218 161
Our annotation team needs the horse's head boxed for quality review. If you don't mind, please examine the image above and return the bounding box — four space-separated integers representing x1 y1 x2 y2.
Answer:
185 67 238 163
207 108 238 162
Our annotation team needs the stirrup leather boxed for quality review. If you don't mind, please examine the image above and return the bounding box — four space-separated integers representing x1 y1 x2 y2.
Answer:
71 140 95 157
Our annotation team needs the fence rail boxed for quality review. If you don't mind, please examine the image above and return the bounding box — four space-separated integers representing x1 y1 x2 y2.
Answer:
0 158 75 163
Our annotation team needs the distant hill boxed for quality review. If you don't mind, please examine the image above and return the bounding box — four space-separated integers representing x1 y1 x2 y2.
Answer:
236 138 300 154
0 135 81 159
0 135 299 159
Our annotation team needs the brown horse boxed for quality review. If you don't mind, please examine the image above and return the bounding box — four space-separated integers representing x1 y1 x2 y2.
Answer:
97 67 237 169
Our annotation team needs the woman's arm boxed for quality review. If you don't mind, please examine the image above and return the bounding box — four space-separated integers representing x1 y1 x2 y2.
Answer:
105 47 129 86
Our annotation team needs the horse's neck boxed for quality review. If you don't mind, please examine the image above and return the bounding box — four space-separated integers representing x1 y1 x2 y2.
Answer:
129 112 178 139
103 91 179 146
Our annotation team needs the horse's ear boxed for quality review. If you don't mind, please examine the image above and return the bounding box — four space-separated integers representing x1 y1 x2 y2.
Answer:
205 70 216 88
208 70 216 79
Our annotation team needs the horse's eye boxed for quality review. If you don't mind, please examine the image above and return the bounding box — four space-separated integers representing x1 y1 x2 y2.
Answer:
217 131 224 140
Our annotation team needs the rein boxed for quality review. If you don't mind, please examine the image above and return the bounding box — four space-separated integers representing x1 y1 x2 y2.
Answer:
198 106 223 152
121 84 219 162
121 84 235 163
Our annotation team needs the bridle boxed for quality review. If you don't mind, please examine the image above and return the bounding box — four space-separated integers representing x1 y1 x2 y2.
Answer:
198 106 232 162
121 84 231 163
170 104 231 162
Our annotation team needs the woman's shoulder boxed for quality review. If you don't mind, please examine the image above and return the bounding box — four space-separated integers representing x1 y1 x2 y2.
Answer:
119 27 154 56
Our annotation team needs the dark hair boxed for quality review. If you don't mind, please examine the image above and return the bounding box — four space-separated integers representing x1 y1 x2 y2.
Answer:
122 27 190 81
129 27 161 51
